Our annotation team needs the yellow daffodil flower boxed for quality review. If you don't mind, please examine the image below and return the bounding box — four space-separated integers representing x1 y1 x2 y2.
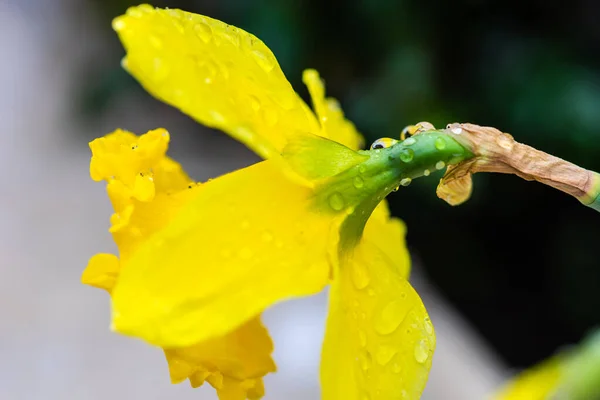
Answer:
81 4 476 399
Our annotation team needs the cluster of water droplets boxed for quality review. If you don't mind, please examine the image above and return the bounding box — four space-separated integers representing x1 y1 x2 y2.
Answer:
115 6 288 132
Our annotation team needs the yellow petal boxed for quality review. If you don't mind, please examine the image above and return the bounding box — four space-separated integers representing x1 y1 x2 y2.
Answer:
82 253 120 292
494 357 562 400
365 200 411 279
165 316 275 400
113 5 319 159
86 128 277 397
111 159 340 347
303 69 365 151
320 237 435 399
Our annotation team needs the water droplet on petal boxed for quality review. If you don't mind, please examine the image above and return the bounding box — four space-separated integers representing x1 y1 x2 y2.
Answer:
435 161 446 170
222 27 240 47
400 178 412 186
194 22 212 43
374 300 409 335
434 137 447 150
328 192 345 211
351 261 370 289
414 340 430 364
359 350 372 371
423 169 430 177
353 176 364 189
120 57 129 71
403 137 416 146
399 149 414 163
209 110 225 124
359 330 367 347
376 345 397 366
112 16 126 31
126 7 143 18
203 60 218 78
149 34 162 49
149 57 169 81
248 95 261 112
261 230 273 243
252 49 276 72
424 317 434 335
359 165 367 174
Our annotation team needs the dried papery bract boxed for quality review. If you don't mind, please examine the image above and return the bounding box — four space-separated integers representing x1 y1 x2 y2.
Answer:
416 122 600 210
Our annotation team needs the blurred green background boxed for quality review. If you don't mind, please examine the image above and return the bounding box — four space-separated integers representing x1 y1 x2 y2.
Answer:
82 0 600 370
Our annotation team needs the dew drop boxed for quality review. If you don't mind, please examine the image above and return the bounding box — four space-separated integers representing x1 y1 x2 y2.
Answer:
434 137 446 150
194 22 212 43
137 4 153 13
252 49 276 72
209 110 225 124
392 186 400 192
414 340 430 364
424 317 433 335
403 137 416 146
423 169 430 177
359 350 372 371
359 330 367 347
120 57 130 71
358 164 367 174
435 161 446 170
353 176 364 189
328 192 345 211
249 95 261 112
172 20 185 34
399 149 414 163
222 27 240 47
376 345 397 366
351 261 370 289
203 60 218 78
400 178 412 187
149 57 169 81
112 17 126 31
149 34 162 49
497 135 513 150
261 230 273 243
374 300 409 335
126 7 143 18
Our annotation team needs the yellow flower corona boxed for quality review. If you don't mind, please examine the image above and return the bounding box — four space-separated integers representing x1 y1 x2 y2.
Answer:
83 4 437 399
